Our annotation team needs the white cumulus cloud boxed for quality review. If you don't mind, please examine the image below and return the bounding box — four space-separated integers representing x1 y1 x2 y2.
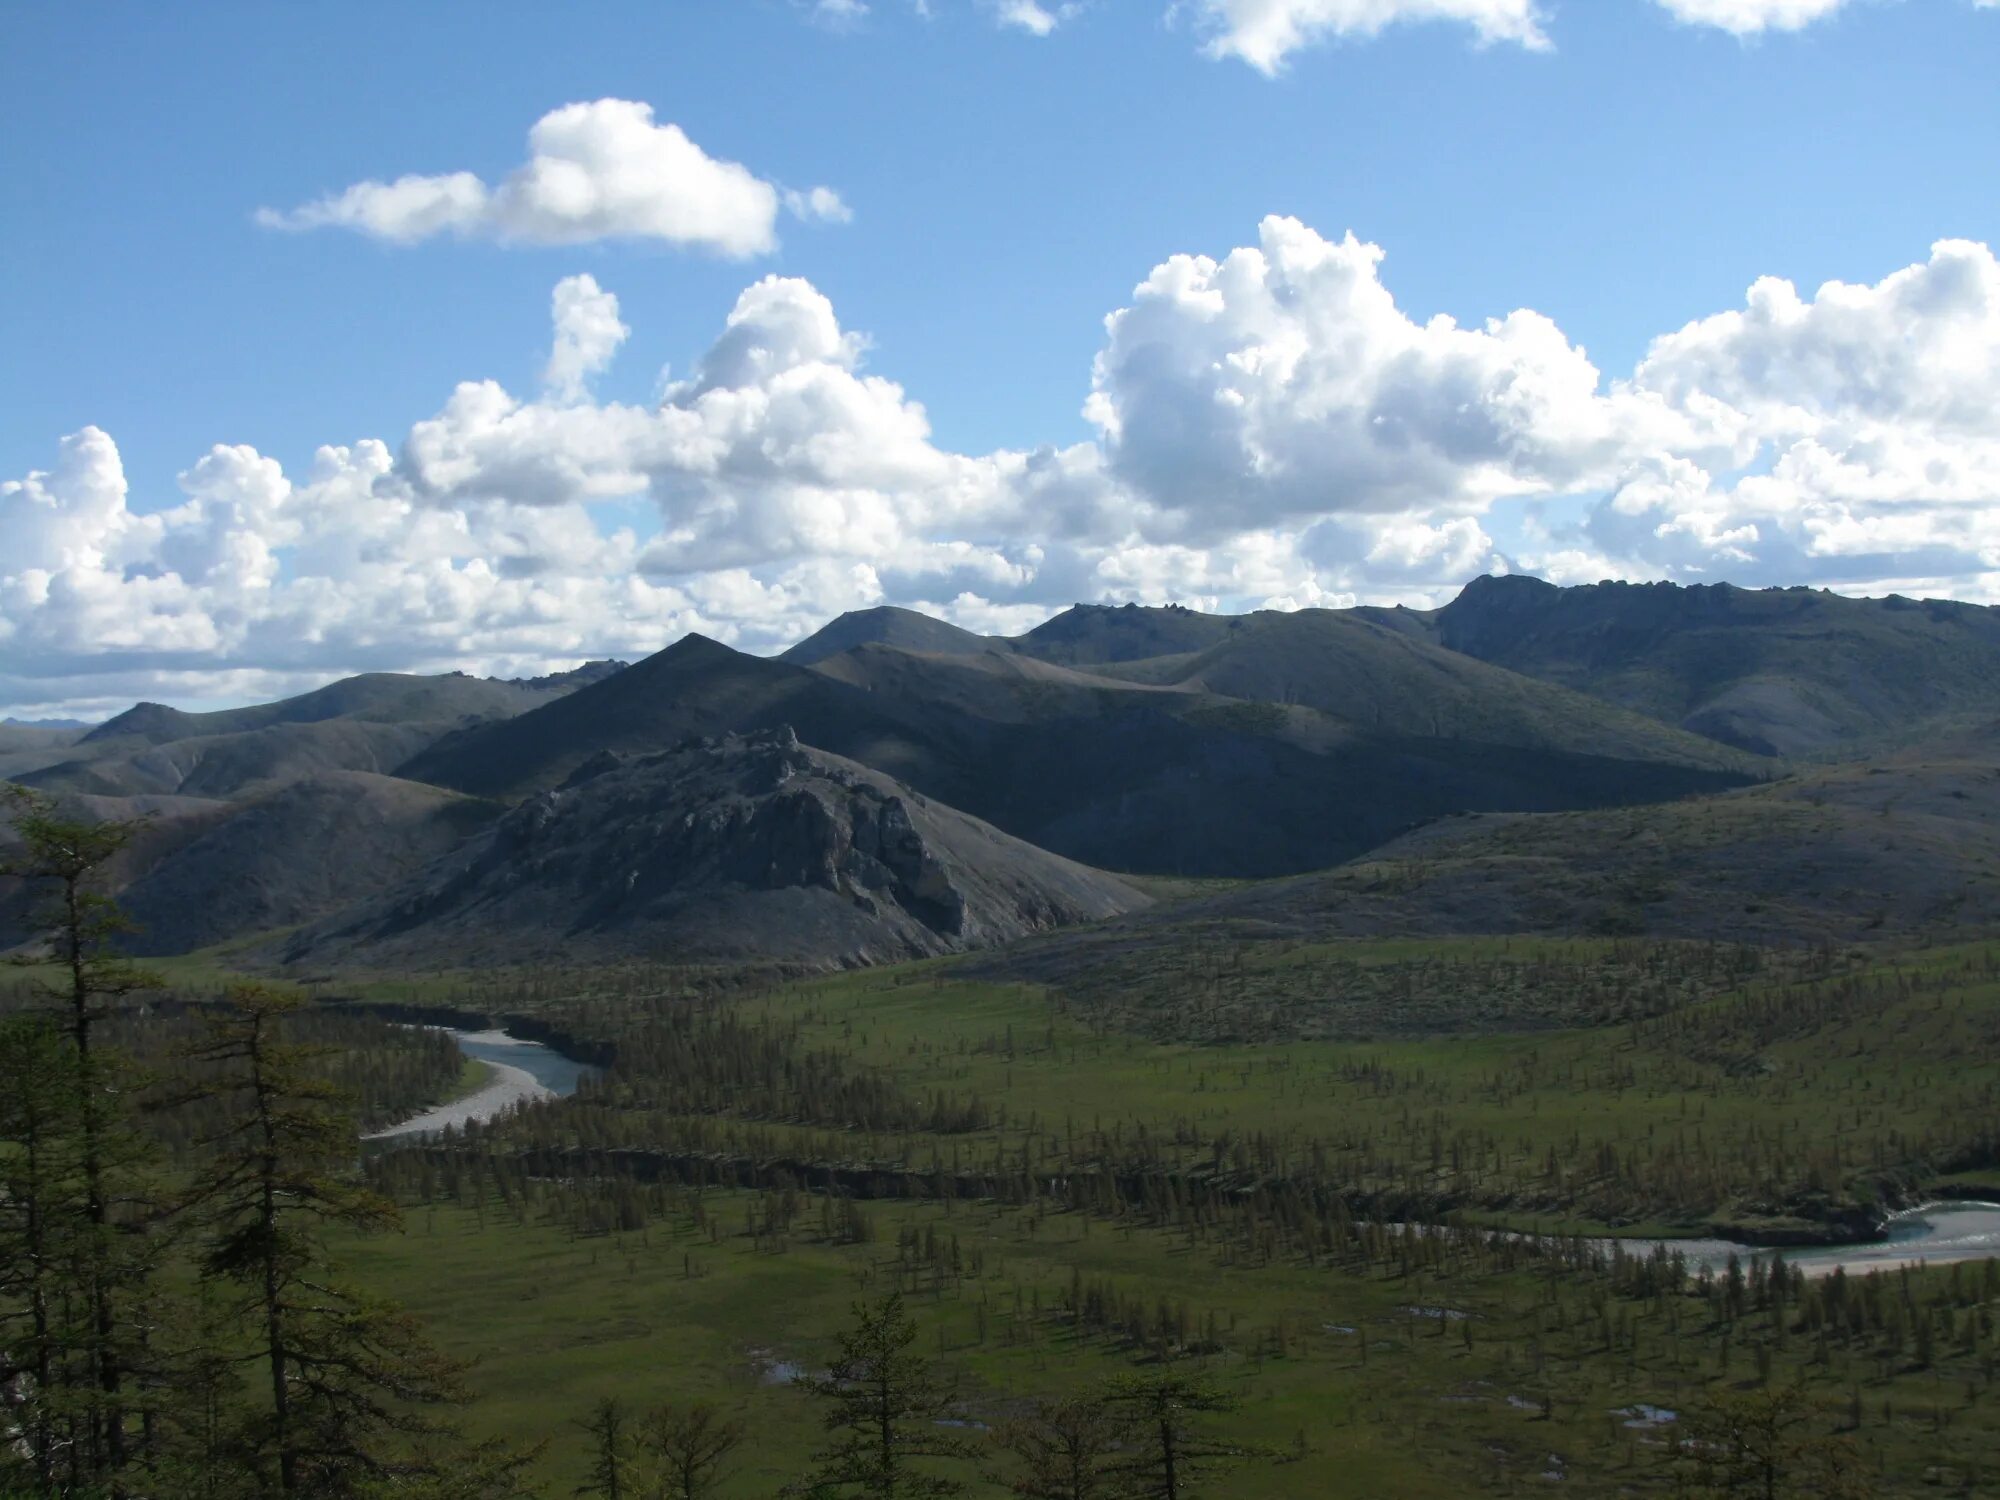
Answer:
992 0 1071 34
1650 0 1851 34
1185 0 1550 72
542 275 631 404
1084 216 1696 536
11 226 2000 715
257 99 845 257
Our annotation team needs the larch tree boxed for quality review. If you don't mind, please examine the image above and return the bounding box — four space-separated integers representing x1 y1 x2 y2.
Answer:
2 785 169 1490
991 1397 1128 1500
577 1396 634 1500
183 983 468 1495
797 1291 974 1498
639 1401 745 1500
1099 1370 1254 1500
0 1014 84 1494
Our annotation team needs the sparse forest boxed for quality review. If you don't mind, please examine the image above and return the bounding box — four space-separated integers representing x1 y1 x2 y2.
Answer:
4 788 1999 1496
17 0 2000 1482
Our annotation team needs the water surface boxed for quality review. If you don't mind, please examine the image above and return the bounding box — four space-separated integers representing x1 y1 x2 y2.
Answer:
365 1027 594 1141
1621 1203 2000 1279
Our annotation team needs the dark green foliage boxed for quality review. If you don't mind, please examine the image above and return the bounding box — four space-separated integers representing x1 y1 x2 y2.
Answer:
576 1397 634 1500
797 1292 975 1497
604 999 989 1134
1098 1371 1255 1500
118 1002 466 1144
182 985 470 1495
0 1013 87 1493
1670 1385 1872 1497
1 786 170 1491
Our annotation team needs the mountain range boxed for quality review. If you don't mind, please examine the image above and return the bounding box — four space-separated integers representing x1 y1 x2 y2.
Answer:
5 575 1999 973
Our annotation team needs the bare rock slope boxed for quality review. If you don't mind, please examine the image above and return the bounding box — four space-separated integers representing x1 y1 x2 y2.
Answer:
283 728 1150 969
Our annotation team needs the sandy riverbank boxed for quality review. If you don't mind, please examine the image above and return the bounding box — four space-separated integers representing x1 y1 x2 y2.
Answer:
1613 1203 2000 1281
362 1044 555 1141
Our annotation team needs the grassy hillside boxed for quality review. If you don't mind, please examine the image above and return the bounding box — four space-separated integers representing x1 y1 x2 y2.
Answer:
401 632 1756 883
1135 608 1757 773
114 771 503 955
964 730 2000 1008
781 605 1000 664
18 663 623 800
1424 575 2000 758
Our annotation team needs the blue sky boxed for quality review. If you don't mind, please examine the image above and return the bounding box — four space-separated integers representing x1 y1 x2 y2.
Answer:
5 0 2000 714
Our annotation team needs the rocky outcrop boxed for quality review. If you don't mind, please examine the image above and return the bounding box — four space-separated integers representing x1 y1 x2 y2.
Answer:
282 728 1148 969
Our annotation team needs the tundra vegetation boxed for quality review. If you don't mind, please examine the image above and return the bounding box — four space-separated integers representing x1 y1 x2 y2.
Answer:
4 790 2000 1496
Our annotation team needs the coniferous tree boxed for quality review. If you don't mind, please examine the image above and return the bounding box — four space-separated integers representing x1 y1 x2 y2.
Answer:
1099 1371 1253 1500
1674 1386 1871 1498
183 984 469 1495
797 1292 973 1498
577 1397 634 1500
638 1401 745 1500
991 1398 1127 1500
2 786 169 1490
0 1014 83 1494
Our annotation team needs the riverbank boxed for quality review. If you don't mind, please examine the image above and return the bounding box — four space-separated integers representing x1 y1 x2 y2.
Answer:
1613 1202 2000 1280
361 1027 592 1141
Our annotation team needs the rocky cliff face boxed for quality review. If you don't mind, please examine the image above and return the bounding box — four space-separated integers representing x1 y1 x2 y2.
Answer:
282 728 1148 968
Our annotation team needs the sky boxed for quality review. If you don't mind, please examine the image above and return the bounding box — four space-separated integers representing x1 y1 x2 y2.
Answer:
4 0 2000 718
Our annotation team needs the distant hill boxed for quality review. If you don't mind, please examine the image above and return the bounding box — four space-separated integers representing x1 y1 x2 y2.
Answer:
0 724 91 781
405 631 1757 879
116 772 502 955
1410 575 2000 758
1009 602 1240 666
1108 608 1754 771
21 720 455 800
784 600 1243 671
20 663 626 800
398 634 947 801
780 606 997 666
83 663 623 748
976 727 2000 1008
282 728 1149 969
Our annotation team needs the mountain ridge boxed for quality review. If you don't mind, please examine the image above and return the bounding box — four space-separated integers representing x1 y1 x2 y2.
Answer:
282 727 1150 969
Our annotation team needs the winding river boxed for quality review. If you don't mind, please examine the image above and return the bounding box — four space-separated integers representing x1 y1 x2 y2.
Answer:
360 1034 1998 1281
363 1027 596 1142
1622 1203 2000 1280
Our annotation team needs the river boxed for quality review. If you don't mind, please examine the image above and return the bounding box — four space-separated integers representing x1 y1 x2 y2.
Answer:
363 1027 595 1142
1622 1202 2000 1280
359 1037 2000 1280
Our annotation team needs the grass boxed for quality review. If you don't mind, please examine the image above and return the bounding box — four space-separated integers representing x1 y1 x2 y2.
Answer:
512 937 2000 1237
447 1056 495 1102
86 930 2000 1237
340 1189 2000 1497
45 927 2000 1492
